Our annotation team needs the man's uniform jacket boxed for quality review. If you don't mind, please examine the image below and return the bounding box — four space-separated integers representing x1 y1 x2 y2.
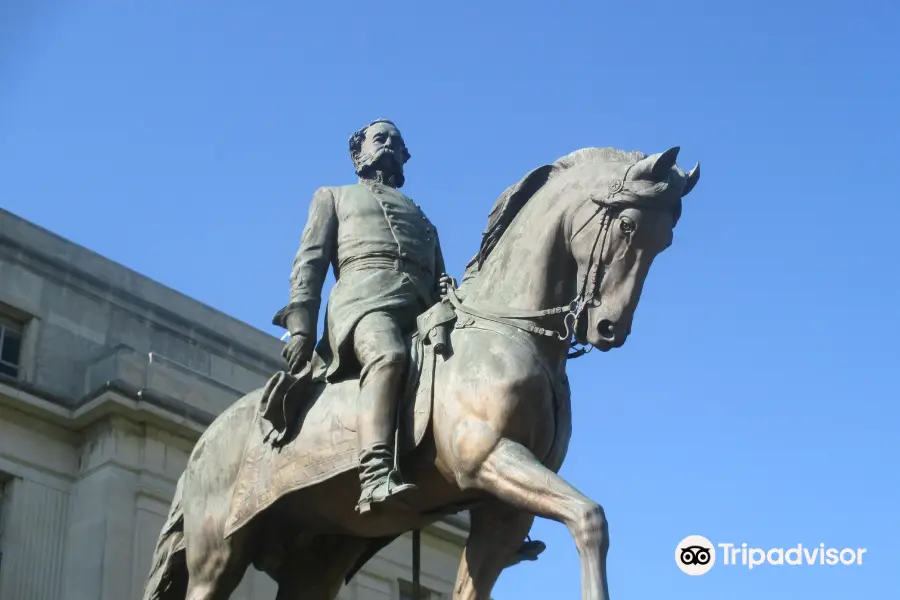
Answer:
273 180 445 382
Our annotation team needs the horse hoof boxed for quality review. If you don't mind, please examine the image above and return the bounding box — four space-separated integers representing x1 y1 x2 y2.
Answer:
505 540 547 568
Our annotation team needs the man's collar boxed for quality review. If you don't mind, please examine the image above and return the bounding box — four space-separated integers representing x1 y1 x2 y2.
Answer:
359 177 399 190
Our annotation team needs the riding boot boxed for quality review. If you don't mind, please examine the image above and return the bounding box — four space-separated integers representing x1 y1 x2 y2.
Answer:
356 442 417 515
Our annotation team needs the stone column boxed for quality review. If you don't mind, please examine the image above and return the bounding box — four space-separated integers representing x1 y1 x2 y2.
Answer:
0 477 69 600
61 416 142 600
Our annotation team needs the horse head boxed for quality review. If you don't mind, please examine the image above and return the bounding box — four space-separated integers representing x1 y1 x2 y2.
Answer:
461 145 700 356
562 146 700 350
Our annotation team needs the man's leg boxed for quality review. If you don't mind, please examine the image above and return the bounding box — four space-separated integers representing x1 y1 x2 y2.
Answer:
352 310 416 514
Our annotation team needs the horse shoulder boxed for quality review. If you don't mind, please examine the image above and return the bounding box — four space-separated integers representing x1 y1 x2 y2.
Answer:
437 328 556 450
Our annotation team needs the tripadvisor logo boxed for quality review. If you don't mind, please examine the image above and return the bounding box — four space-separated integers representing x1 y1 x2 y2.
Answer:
676 535 716 575
675 535 867 575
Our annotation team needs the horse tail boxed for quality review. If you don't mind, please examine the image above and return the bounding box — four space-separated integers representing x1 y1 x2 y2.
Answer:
142 474 189 600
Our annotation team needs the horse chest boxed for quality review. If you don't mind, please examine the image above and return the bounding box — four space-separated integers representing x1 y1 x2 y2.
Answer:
441 327 566 461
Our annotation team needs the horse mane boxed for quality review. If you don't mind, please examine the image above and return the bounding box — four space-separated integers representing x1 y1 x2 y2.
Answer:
474 147 646 269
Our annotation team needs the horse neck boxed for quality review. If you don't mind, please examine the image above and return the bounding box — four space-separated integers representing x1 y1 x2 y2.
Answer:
463 199 574 369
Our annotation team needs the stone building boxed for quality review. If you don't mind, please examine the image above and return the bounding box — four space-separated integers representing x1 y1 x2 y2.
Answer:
0 209 466 600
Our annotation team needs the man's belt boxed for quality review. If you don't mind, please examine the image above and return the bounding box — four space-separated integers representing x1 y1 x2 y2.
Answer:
338 255 433 279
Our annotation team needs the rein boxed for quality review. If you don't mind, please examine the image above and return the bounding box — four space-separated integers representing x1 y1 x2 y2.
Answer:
445 186 625 360
444 209 611 360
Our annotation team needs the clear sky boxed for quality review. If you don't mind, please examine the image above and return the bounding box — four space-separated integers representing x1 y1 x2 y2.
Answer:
2 1 897 598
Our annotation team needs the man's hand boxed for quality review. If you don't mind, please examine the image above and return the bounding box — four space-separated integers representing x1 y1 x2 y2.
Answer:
282 333 314 375
438 274 458 298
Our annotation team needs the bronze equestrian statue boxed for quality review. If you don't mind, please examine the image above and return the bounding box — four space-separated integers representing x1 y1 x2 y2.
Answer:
142 125 700 600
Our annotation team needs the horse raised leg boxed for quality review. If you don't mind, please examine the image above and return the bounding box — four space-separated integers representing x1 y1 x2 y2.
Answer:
455 437 610 600
453 500 534 600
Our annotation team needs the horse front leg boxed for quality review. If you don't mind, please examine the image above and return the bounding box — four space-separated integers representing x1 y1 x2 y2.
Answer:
453 500 534 600
453 434 610 600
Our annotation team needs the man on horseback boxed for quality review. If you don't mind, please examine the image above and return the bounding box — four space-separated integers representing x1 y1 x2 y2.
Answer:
271 118 445 515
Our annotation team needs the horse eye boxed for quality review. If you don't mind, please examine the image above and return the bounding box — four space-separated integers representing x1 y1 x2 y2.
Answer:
619 218 636 234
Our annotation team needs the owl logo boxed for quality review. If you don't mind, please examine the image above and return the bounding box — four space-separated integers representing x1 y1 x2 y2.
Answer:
675 535 716 575
679 545 712 566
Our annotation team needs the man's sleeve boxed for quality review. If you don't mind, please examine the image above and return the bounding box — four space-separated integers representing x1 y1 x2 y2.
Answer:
272 187 338 336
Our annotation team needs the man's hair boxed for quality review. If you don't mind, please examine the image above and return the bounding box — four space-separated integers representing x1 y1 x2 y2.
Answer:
348 119 412 168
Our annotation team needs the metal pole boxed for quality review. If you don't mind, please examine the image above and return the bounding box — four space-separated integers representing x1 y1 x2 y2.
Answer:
412 529 421 600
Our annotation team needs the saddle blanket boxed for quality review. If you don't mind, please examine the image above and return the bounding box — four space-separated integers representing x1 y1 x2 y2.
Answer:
224 332 436 537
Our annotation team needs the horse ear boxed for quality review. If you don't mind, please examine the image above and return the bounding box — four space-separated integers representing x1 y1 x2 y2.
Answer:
629 146 680 182
682 162 700 197
650 146 680 181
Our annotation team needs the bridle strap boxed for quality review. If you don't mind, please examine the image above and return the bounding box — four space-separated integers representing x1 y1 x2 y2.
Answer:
443 168 680 359
444 205 616 357
444 285 573 339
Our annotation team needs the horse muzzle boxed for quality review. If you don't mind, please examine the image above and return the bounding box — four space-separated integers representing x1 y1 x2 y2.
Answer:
584 309 628 350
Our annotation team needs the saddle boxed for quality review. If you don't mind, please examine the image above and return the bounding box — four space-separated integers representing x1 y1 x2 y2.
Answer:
259 300 458 446
224 301 458 537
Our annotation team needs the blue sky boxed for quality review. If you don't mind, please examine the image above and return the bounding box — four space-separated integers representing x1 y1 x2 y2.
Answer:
2 1 897 598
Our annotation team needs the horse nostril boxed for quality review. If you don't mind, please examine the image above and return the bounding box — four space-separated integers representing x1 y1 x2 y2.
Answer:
597 320 615 340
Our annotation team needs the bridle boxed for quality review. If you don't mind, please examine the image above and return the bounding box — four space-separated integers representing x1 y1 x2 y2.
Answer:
443 173 649 360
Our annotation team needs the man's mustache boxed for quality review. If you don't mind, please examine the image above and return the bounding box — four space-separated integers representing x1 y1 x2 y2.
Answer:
357 146 402 169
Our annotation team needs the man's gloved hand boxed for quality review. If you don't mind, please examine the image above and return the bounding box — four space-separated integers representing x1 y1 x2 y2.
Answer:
282 333 314 375
438 274 457 298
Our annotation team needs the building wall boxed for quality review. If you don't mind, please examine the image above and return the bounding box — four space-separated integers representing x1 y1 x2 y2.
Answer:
0 209 466 600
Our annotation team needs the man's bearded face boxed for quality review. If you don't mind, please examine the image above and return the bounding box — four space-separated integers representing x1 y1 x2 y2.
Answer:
355 122 408 178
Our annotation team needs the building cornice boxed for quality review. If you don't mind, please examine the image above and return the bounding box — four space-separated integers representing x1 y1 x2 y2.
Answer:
0 375 213 437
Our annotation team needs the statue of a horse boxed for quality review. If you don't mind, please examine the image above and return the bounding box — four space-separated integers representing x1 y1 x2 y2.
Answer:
142 145 699 600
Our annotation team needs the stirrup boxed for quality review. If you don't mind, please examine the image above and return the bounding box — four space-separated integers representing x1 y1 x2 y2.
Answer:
356 470 417 515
